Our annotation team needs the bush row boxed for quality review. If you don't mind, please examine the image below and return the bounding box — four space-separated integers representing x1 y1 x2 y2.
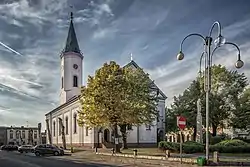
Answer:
158 140 250 154
158 141 204 154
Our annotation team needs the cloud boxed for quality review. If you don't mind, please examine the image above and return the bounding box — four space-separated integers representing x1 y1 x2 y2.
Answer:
0 0 249 130
77 0 114 27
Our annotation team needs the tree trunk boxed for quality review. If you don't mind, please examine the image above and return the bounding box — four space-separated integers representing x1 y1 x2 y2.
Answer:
112 123 121 153
119 124 128 149
212 124 217 136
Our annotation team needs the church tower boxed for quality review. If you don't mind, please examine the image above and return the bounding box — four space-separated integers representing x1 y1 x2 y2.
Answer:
60 12 83 105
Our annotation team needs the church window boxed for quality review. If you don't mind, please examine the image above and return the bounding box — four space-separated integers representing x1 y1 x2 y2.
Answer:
145 124 151 130
73 76 78 87
86 127 88 136
53 121 56 137
61 77 64 88
65 116 69 135
73 113 77 134
59 121 62 136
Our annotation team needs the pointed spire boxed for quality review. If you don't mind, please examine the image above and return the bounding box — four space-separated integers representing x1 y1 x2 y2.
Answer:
63 11 81 54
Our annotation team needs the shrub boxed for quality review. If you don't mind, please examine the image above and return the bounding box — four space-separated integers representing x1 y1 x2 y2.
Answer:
209 145 250 153
158 141 204 154
210 136 223 145
215 139 248 147
233 137 250 143
158 141 179 151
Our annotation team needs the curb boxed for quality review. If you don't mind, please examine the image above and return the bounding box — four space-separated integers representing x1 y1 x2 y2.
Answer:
95 152 197 164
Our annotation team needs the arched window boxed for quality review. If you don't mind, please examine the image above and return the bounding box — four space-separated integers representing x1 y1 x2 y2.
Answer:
53 121 56 137
61 77 64 88
59 120 62 136
86 127 89 136
16 130 19 139
10 130 13 139
65 116 69 135
22 130 25 139
73 113 77 134
73 76 78 87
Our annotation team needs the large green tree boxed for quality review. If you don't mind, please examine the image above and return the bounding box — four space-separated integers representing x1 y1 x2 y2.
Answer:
231 87 250 129
168 64 248 137
78 61 158 152
169 79 202 140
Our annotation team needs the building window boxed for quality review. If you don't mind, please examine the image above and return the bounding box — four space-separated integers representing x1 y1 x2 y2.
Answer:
22 130 25 139
86 127 88 136
61 77 64 88
53 121 56 137
65 116 69 135
16 130 20 139
73 113 77 133
145 124 151 130
34 131 37 139
127 124 133 130
59 121 62 136
73 76 78 87
10 130 13 139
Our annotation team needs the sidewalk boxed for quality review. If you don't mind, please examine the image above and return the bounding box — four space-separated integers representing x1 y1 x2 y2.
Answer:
57 149 197 167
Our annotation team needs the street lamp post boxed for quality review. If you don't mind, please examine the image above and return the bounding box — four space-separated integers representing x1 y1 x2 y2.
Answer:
176 21 244 161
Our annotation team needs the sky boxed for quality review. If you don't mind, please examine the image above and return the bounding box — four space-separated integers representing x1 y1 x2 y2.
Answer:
0 0 250 130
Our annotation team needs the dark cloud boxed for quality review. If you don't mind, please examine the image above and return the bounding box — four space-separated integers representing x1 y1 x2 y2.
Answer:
0 0 250 128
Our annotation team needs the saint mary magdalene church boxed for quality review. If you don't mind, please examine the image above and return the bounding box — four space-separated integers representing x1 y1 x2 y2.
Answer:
45 12 167 148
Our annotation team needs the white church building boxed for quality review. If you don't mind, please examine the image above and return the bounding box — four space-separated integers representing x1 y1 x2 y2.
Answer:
45 12 167 148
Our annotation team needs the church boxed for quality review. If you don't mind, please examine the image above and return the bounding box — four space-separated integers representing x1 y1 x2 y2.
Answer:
45 12 167 148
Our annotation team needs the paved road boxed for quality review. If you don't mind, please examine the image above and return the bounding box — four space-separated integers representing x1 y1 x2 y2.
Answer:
0 151 121 167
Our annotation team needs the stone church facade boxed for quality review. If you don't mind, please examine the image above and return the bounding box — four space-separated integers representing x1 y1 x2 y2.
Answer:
45 12 167 148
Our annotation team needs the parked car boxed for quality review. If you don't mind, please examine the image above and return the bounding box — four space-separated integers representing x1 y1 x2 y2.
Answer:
18 145 34 153
34 144 64 156
0 145 18 151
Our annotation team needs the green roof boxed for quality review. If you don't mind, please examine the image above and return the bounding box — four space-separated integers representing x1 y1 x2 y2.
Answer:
64 12 81 54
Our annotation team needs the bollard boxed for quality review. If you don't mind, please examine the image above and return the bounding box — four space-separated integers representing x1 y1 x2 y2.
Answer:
111 148 115 155
213 151 219 163
133 149 138 157
165 150 170 158
70 147 74 153
95 147 98 153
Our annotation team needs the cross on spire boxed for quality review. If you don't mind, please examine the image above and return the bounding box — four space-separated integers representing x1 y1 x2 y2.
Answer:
70 5 74 20
130 53 133 61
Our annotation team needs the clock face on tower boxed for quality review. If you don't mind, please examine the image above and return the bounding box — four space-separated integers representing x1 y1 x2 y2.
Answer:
73 64 78 69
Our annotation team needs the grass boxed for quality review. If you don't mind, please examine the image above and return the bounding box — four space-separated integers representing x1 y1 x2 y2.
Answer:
121 147 166 156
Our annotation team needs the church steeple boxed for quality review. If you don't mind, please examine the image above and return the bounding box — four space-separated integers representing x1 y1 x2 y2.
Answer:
64 12 80 54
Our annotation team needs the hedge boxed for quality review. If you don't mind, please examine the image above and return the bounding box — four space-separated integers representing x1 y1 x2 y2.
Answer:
214 139 248 147
158 141 204 154
159 140 250 154
209 145 250 153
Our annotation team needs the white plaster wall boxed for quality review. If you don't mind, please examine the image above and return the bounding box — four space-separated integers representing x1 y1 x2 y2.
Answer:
83 127 94 144
126 127 138 143
60 58 66 104
63 52 82 101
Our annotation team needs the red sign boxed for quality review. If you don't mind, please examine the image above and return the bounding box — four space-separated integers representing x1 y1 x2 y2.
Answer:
177 116 186 130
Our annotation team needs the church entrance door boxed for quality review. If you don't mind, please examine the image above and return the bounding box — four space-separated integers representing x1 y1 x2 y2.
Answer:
104 129 110 142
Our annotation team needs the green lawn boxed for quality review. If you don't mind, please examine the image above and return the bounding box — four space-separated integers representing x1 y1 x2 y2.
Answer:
121 148 167 156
